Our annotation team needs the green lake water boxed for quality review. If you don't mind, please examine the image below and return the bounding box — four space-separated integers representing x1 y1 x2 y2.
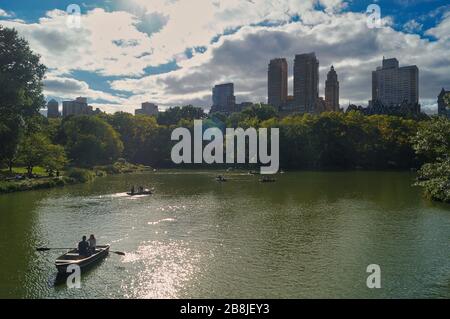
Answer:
0 170 449 298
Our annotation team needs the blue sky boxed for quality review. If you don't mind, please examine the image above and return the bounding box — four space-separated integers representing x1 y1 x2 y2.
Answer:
0 0 449 113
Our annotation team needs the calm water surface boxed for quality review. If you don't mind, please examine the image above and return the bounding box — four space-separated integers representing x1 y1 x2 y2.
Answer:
0 170 449 298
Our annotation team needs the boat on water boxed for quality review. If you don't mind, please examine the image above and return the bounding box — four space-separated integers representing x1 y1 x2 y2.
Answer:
260 176 276 183
55 245 110 274
127 188 154 196
216 175 227 182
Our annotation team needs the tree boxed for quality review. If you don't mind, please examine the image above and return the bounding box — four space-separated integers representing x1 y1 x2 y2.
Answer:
413 117 450 203
157 105 206 125
17 133 51 177
0 26 46 167
44 144 67 176
59 115 124 167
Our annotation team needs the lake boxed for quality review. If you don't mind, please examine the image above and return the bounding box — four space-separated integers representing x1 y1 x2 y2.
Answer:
0 170 449 298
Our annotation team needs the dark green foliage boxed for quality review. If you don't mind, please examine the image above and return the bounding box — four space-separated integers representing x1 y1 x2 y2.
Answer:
58 115 124 167
157 105 206 125
413 117 450 203
0 26 46 168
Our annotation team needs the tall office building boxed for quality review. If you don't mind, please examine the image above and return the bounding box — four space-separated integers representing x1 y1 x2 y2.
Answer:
135 102 159 116
371 57 419 106
47 99 60 118
268 58 288 110
438 88 450 118
62 97 93 117
294 53 319 113
211 83 236 114
325 66 340 111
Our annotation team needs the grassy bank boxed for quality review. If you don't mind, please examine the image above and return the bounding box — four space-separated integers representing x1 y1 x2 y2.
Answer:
0 162 152 194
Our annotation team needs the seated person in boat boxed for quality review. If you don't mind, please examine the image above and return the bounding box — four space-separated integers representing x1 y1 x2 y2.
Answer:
78 236 90 256
130 185 135 195
138 186 144 193
88 234 96 253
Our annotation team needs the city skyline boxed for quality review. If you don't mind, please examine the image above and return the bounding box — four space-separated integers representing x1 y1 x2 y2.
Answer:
1 1 449 113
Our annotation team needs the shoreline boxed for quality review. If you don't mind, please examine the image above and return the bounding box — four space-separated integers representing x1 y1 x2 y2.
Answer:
0 162 152 194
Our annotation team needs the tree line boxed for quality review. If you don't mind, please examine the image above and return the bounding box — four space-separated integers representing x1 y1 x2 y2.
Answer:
1 25 448 202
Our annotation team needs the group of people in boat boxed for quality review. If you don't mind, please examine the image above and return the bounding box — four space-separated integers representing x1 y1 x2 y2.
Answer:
78 234 96 256
130 185 146 195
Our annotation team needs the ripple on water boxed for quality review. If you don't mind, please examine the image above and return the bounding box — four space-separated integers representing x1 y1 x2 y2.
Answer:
120 241 200 299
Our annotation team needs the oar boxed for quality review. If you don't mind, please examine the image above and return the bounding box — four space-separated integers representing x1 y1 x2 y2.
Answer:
36 247 125 256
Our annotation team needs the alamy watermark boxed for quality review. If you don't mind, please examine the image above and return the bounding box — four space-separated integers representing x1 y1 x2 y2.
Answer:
366 264 381 289
366 4 382 29
66 4 81 29
171 120 279 174
66 264 81 289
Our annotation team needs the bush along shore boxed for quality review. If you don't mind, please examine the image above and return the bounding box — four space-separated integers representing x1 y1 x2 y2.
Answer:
0 161 152 194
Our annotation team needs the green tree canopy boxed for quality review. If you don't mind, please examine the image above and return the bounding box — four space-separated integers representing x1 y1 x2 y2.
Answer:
58 116 124 167
0 26 46 168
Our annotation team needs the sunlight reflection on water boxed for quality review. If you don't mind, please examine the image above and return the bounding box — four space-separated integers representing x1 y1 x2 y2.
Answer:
121 241 200 299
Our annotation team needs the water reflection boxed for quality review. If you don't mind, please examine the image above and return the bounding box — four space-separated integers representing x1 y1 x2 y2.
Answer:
121 241 200 299
0 170 449 298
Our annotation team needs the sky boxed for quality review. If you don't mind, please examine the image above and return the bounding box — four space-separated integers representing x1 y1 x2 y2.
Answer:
0 0 449 114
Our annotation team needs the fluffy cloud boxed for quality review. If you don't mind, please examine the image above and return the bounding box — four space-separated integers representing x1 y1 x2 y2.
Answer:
0 8 12 17
43 76 124 104
111 10 450 111
1 8 154 76
1 1 449 114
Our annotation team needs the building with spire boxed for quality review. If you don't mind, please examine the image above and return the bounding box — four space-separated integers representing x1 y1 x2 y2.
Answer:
325 66 340 112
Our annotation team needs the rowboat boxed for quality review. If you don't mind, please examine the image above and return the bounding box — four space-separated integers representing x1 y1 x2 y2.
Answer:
127 188 154 196
260 177 276 183
55 245 110 274
216 175 227 182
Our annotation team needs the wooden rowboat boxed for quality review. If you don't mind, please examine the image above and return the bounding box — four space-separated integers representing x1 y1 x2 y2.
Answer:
55 245 110 274
126 188 154 196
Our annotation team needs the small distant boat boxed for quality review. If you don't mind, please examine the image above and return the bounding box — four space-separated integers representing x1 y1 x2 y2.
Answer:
260 176 276 183
127 188 154 196
216 175 227 182
55 245 110 274
248 170 259 175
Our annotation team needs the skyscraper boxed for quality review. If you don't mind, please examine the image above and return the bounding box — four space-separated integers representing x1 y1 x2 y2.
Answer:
371 57 419 106
47 99 60 118
211 83 236 114
135 102 159 116
325 66 340 111
62 97 93 117
268 58 288 110
294 53 319 113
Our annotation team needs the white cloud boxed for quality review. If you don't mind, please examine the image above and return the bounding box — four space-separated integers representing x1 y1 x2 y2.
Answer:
0 8 12 18
1 1 449 114
403 19 423 33
110 11 450 112
43 76 124 104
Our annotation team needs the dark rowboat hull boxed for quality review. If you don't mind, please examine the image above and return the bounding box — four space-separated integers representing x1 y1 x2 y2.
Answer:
55 245 110 274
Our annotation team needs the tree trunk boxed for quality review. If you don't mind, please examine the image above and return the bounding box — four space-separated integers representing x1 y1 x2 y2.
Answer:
27 166 33 178
8 160 13 173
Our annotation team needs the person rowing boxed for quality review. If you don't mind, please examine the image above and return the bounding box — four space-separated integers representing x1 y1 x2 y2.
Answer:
78 236 90 256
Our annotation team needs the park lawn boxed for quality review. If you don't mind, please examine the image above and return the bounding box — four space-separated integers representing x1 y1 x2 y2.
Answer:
0 166 48 178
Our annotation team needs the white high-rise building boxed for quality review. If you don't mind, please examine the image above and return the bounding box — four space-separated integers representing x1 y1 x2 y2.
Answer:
371 58 419 106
